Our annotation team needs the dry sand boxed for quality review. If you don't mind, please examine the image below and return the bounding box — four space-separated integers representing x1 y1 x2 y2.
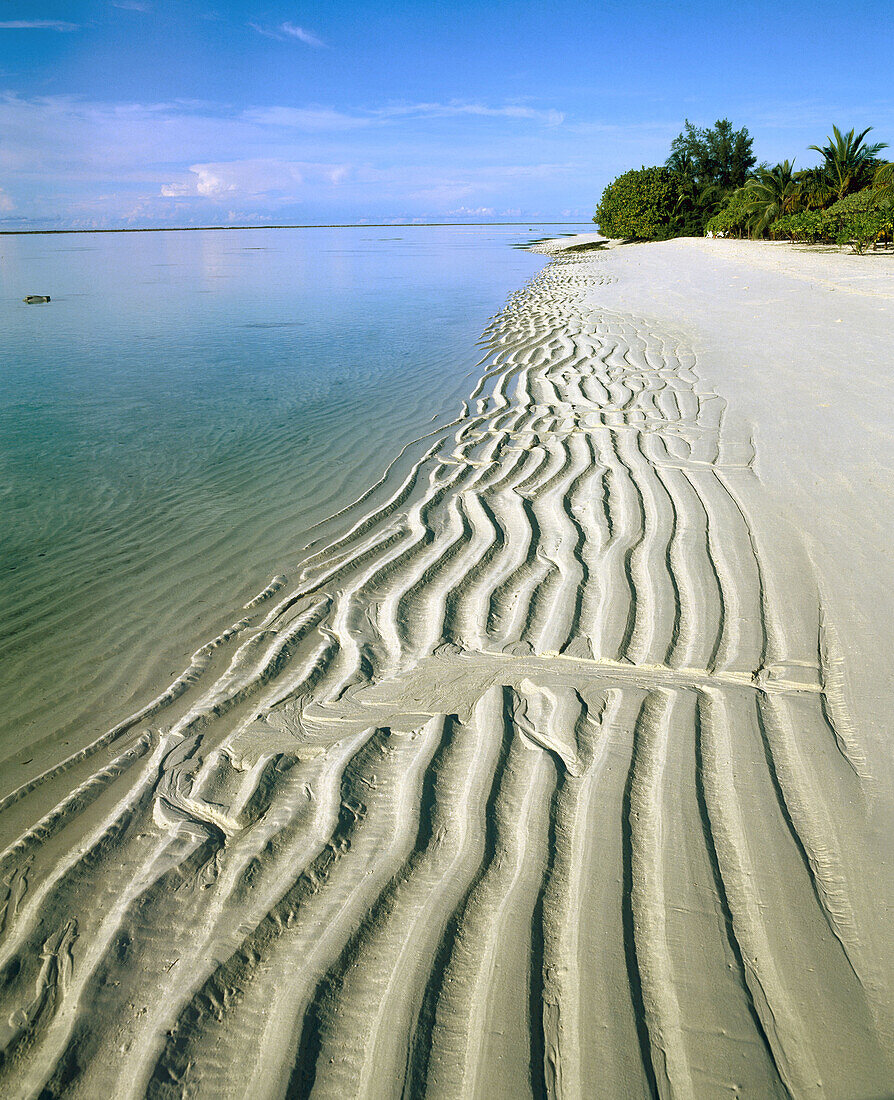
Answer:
0 236 891 1098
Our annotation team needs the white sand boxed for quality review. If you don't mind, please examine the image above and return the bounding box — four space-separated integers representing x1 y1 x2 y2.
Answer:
0 238 891 1098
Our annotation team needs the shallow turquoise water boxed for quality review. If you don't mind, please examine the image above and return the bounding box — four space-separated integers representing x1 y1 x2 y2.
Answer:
0 225 572 772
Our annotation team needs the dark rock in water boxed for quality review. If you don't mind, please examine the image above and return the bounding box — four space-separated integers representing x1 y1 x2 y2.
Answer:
23 295 51 304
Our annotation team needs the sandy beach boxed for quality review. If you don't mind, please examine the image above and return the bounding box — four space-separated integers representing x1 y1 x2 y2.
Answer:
0 236 892 1098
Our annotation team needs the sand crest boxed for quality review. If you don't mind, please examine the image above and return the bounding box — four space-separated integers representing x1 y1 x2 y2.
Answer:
0 243 891 1099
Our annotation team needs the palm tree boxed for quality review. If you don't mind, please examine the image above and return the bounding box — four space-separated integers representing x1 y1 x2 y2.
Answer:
874 162 894 203
742 160 798 236
794 166 833 210
808 125 889 202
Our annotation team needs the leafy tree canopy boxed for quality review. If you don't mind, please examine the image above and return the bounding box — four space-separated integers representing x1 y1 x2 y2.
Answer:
593 166 679 240
825 186 889 214
666 118 756 191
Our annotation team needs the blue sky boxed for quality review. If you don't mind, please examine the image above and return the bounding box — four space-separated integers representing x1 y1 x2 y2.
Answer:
1 0 892 228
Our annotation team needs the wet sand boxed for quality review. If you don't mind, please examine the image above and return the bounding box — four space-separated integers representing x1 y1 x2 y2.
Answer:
0 237 891 1098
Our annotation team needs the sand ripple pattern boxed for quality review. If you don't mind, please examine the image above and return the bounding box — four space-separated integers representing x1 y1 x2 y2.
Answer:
0 254 890 1099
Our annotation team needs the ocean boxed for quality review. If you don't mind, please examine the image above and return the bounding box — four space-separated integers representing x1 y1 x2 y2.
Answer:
0 224 572 778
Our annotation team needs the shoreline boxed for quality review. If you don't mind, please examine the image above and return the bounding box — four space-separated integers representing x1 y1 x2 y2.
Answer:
0 226 548 794
0 239 891 1096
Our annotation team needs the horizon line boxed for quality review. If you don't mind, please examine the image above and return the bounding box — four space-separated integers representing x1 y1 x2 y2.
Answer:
0 220 593 237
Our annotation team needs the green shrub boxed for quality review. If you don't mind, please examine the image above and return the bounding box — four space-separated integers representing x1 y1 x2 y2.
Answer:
825 189 893 251
770 187 893 251
770 210 826 243
826 187 890 215
593 167 679 240
836 209 891 252
705 188 752 236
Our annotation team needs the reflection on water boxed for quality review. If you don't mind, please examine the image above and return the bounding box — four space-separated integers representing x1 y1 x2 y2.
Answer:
0 225 572 771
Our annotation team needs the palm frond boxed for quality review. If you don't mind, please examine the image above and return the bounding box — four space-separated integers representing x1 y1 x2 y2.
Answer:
874 162 894 202
809 126 890 200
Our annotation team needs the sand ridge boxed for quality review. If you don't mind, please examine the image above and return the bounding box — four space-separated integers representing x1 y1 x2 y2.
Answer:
0 249 891 1098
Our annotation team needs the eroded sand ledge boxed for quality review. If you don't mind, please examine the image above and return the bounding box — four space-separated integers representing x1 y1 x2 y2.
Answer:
0 242 892 1098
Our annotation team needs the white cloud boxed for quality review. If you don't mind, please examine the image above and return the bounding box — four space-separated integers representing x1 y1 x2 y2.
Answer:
243 101 564 130
170 160 350 200
241 106 368 131
0 21 79 31
0 92 590 226
193 167 240 197
155 158 572 210
379 102 564 126
247 22 279 40
0 94 222 178
280 22 324 47
162 159 345 202
112 2 151 12
248 21 325 46
0 188 13 212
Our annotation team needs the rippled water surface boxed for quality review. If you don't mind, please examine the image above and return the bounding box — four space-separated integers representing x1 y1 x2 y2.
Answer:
0 225 571 774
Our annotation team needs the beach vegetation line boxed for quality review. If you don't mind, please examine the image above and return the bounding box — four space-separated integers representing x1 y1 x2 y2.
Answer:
595 120 893 252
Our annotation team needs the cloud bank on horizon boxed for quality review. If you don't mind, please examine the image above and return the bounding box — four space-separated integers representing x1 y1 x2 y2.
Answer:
0 0 891 228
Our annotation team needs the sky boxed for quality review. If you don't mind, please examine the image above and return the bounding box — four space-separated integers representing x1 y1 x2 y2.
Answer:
0 0 892 228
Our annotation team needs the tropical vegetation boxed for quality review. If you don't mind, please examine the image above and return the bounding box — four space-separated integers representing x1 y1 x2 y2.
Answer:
739 160 798 236
592 166 679 240
594 121 893 252
807 125 888 202
771 188 894 254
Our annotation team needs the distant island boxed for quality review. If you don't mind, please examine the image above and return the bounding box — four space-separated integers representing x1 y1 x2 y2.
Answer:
594 119 894 253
